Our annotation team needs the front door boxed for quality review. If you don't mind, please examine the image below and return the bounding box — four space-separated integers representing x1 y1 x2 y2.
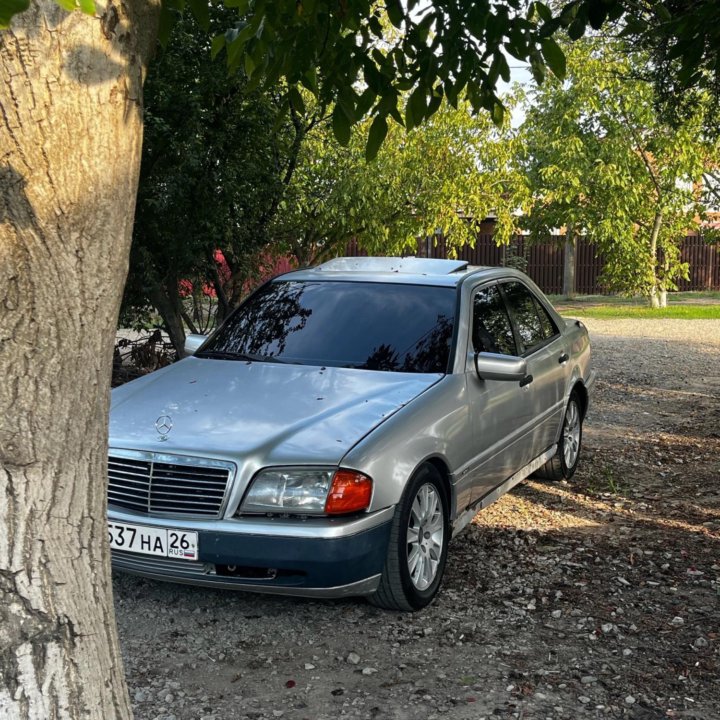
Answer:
499 280 567 455
465 282 533 502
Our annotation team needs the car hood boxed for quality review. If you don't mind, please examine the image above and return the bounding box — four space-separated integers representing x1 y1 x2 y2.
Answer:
110 357 442 465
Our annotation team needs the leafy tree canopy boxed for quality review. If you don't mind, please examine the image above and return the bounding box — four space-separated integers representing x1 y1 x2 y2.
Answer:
123 7 298 353
270 93 529 264
5 1 720 141
520 35 718 306
618 0 720 134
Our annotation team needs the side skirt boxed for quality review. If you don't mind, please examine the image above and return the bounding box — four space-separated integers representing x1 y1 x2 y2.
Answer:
451 444 557 538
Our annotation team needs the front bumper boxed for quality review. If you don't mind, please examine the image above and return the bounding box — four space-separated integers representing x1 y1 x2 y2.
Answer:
109 508 394 598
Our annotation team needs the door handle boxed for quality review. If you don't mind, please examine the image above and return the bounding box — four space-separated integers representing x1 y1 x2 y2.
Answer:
519 374 533 387
558 353 569 364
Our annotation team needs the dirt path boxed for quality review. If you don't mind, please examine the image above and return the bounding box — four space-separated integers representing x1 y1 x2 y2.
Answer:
115 318 720 720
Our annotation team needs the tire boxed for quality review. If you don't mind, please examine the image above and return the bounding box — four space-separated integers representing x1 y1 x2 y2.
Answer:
535 390 583 481
369 464 449 612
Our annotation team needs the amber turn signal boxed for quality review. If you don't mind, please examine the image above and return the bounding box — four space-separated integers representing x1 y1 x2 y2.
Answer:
324 470 373 515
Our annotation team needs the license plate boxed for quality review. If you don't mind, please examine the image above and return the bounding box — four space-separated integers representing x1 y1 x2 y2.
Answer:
108 521 198 561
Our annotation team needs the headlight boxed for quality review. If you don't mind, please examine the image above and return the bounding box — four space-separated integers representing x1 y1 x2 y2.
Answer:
239 467 372 516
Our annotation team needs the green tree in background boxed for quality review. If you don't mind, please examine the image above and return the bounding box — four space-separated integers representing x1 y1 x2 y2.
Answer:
619 0 720 136
520 36 717 307
270 96 529 265
124 9 299 355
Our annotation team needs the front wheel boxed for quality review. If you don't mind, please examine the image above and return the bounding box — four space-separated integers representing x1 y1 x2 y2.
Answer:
369 464 449 611
535 390 583 481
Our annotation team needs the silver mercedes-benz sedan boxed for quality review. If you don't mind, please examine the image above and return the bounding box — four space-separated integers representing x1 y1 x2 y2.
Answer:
108 257 595 610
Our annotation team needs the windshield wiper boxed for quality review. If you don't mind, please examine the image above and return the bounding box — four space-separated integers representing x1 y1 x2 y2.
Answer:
257 356 297 364
195 350 251 361
197 350 289 363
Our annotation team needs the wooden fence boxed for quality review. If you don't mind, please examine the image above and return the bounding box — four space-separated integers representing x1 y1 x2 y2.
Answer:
346 234 720 295
678 235 720 292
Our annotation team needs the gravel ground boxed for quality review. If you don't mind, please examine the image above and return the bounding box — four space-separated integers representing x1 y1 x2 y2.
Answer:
114 318 720 720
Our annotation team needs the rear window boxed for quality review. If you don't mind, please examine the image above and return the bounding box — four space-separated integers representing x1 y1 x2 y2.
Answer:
198 280 457 373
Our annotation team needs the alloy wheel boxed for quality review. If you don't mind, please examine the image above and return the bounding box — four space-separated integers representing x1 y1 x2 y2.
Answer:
563 399 581 468
406 483 445 591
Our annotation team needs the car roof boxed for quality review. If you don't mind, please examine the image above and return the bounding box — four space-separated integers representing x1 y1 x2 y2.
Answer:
275 257 526 288
315 257 470 275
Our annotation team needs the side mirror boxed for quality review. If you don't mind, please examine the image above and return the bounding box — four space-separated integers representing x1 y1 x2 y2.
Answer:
474 352 527 381
184 334 208 356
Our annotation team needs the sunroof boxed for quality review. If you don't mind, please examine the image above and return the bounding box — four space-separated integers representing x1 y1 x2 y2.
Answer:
315 256 469 275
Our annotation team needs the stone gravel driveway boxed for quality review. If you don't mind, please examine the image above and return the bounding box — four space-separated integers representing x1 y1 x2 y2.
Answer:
115 317 720 720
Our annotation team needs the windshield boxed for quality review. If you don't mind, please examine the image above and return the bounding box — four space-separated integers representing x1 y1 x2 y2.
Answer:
198 280 456 373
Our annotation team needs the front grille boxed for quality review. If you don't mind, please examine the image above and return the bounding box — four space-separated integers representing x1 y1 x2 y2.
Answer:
108 452 234 518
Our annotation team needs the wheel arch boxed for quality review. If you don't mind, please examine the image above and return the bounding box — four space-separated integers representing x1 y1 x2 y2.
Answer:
571 379 589 420
418 455 454 522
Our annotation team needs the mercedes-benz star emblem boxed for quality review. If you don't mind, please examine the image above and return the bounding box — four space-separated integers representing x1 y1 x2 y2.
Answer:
155 415 173 441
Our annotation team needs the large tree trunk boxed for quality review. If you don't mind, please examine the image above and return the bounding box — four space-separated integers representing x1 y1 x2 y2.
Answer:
0 2 159 718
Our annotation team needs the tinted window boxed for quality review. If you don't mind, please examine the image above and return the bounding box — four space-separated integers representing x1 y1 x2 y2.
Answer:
501 281 558 353
536 299 558 338
199 281 456 373
472 285 516 355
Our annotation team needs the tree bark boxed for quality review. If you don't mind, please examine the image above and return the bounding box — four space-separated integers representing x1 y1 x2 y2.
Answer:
209 252 231 321
563 224 576 299
148 281 187 358
181 308 199 336
0 2 159 718
648 211 664 308
658 250 670 309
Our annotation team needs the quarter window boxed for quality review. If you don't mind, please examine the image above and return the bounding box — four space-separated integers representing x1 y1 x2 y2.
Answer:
472 285 517 356
501 281 558 354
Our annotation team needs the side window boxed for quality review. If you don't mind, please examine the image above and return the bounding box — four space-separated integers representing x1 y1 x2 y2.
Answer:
472 285 517 355
501 281 559 354
535 298 558 339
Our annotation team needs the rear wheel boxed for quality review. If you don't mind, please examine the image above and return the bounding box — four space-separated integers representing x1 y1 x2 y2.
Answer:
535 390 583 481
369 464 449 611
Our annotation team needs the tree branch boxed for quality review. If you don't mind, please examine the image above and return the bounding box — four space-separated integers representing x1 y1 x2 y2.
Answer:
617 108 662 199
258 96 309 229
208 252 230 318
701 171 720 205
180 309 198 335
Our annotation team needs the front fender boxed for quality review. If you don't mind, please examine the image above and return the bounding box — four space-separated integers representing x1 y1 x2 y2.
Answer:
340 375 470 518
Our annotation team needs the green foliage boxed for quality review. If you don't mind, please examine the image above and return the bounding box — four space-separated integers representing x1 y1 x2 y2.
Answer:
202 0 720 152
519 36 718 305
123 7 295 338
0 0 29 27
208 0 599 158
540 37 566 78
619 1 720 136
53 0 88 11
270 94 529 264
0 0 94 24
158 0 214 45
365 115 388 162
6 0 720 144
